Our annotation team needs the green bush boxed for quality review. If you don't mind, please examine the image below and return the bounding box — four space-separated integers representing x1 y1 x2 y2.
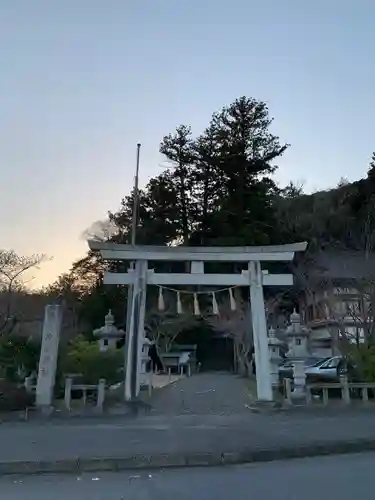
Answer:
59 335 123 385
349 343 375 382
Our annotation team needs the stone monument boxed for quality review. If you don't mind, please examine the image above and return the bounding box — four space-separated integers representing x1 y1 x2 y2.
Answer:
35 304 62 409
93 310 124 352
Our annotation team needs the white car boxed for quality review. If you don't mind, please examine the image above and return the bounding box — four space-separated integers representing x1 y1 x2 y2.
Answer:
304 356 344 381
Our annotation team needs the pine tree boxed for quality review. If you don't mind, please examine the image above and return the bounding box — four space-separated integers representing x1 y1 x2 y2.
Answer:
206 96 288 245
159 125 196 244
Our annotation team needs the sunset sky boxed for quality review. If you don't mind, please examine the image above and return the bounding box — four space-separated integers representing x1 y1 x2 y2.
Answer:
1 0 374 287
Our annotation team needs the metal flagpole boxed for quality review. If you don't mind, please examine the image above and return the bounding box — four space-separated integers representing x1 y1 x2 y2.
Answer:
131 143 141 247
124 143 141 401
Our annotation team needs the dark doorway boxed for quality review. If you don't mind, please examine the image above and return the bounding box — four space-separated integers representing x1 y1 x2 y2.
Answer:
199 334 234 372
173 320 234 372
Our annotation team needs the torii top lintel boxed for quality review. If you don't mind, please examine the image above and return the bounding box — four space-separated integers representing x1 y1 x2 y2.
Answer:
88 241 308 262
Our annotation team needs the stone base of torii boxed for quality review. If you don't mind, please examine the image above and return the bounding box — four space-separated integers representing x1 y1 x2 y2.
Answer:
88 241 307 403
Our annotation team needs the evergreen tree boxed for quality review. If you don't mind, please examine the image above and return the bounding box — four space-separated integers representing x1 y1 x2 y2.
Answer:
159 125 196 244
206 96 288 245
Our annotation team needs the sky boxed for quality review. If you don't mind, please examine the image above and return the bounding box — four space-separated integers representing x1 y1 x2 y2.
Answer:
1 0 375 287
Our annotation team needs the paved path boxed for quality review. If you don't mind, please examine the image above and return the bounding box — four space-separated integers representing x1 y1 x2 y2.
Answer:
2 452 374 499
145 372 255 415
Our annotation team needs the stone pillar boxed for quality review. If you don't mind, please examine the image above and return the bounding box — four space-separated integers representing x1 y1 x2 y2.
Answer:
135 261 148 396
64 376 73 411
249 261 273 402
340 375 350 405
268 327 282 387
124 260 148 401
292 360 306 400
97 378 106 412
36 304 62 409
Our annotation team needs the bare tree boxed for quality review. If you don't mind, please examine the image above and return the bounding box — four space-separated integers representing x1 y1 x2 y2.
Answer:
145 295 200 353
204 289 253 376
203 286 290 376
291 255 343 353
331 277 375 346
0 250 48 335
345 196 375 344
292 248 375 355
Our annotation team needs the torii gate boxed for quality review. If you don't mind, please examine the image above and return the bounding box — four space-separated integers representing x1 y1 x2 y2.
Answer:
88 241 307 402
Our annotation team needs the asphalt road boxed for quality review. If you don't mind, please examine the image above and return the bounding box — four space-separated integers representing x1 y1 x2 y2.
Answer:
2 452 374 499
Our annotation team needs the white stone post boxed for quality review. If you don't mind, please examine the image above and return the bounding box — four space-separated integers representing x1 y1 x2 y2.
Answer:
97 378 106 412
292 360 306 400
249 261 273 402
64 376 73 411
36 304 62 409
340 375 350 405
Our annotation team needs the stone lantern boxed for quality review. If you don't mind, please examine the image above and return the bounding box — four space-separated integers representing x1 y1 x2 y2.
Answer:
93 310 124 352
285 309 310 361
268 326 284 387
285 309 310 400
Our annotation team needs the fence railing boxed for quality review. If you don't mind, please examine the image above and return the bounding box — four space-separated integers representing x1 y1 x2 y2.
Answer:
159 352 194 376
64 376 106 412
284 377 375 406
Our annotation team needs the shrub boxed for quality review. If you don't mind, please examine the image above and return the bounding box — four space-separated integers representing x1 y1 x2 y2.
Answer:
348 342 375 382
59 335 123 385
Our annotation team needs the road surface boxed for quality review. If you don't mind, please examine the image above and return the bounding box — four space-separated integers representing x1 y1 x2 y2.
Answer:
2 452 374 499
